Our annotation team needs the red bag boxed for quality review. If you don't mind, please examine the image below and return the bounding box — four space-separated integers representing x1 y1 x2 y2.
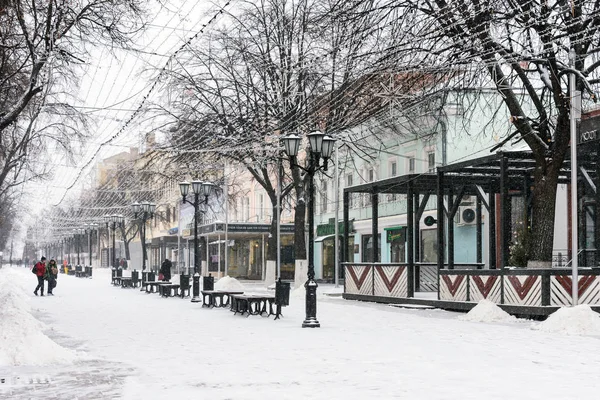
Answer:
158 273 164 281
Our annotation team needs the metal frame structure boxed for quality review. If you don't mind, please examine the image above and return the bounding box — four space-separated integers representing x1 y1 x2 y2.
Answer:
342 149 598 298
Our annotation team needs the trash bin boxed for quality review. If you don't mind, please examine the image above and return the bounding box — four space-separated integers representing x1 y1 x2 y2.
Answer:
275 278 291 306
203 275 214 291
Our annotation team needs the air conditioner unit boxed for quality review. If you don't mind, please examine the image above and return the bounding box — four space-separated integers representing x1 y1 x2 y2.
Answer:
457 206 476 226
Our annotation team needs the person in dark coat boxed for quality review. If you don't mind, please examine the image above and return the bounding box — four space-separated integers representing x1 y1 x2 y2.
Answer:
33 257 47 296
160 259 172 281
45 259 59 295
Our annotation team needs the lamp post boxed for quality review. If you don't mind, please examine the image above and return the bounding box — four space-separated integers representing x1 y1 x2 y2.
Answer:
74 228 85 266
282 131 336 328
105 214 124 268
132 201 156 291
85 223 97 266
179 180 215 303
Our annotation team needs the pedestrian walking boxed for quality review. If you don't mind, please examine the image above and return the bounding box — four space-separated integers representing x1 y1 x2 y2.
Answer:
45 259 59 295
33 257 47 296
160 259 172 281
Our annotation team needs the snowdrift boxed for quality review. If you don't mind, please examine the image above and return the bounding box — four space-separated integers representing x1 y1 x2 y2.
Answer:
214 275 245 292
0 267 77 366
459 299 516 323
533 305 600 336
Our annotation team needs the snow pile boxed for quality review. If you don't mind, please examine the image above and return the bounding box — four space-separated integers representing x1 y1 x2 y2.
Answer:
214 275 245 292
533 305 600 336
459 299 516 323
0 267 77 366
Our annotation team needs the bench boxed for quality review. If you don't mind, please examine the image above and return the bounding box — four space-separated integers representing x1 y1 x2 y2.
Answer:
111 268 123 286
145 281 171 294
140 272 156 291
230 294 275 317
159 283 181 297
201 290 244 308
120 277 134 288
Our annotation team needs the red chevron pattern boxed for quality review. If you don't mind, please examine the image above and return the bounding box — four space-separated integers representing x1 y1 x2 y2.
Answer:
507 276 537 300
347 265 370 291
555 275 596 297
375 266 405 292
472 276 498 298
441 275 465 297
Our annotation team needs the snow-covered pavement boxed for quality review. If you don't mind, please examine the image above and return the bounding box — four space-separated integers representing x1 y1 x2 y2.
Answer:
2 265 600 399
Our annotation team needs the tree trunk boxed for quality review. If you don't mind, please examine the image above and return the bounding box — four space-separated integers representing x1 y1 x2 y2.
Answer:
528 160 562 264
124 240 131 260
294 200 307 260
267 203 279 262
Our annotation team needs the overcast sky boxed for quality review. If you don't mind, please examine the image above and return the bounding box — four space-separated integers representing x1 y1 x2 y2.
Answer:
26 0 226 211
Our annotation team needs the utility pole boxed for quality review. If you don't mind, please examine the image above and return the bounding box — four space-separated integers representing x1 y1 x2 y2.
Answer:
569 48 580 306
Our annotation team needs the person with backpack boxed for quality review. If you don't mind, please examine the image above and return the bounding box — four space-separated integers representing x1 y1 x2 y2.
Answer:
45 259 59 295
33 257 47 296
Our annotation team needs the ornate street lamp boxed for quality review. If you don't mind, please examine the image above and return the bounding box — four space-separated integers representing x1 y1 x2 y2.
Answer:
84 223 98 267
73 228 85 266
132 201 156 291
179 180 215 302
105 214 124 269
282 131 336 328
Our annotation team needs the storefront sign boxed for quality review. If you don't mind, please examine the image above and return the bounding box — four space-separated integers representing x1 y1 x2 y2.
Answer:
386 227 406 243
316 220 353 236
579 115 600 145
224 223 294 233
168 227 178 235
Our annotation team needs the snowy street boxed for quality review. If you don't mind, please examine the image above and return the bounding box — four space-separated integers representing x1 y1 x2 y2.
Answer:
2 266 600 400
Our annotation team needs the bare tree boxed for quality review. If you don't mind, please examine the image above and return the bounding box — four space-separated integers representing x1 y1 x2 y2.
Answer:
0 0 146 226
332 0 600 265
162 0 393 267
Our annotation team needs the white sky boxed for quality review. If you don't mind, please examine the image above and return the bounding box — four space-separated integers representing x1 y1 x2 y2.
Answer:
24 0 229 211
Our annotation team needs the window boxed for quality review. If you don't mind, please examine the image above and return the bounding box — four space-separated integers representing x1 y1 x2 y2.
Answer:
346 174 354 208
428 152 436 172
421 229 438 263
365 169 374 206
361 234 381 262
243 197 250 221
166 207 171 223
389 161 398 202
321 181 328 213
408 157 416 173
258 194 264 221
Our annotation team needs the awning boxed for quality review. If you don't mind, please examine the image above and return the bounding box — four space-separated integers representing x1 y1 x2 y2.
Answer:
315 234 338 243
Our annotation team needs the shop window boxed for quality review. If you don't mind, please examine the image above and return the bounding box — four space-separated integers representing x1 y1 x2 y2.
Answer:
361 234 381 262
421 229 438 263
388 228 406 263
